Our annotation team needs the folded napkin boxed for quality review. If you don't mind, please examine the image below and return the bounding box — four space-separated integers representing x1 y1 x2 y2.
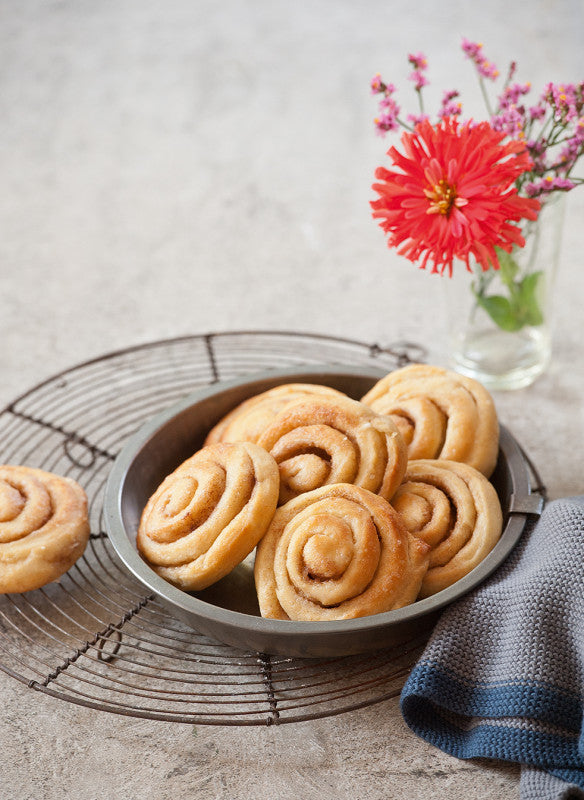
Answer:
401 496 584 800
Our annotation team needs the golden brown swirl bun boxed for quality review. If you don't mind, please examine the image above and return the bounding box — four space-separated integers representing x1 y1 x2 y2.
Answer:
254 483 429 621
361 364 499 477
391 459 503 598
0 465 90 594
204 383 348 446
137 442 280 591
256 395 408 505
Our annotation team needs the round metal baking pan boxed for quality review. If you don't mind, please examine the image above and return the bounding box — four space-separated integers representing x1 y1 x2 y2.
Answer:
104 365 537 658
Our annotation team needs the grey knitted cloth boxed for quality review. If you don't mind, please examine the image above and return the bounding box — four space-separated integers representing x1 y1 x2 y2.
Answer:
400 496 584 799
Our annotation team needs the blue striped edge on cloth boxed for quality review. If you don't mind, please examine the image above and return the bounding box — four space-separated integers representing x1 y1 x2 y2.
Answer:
402 662 583 785
400 496 584 798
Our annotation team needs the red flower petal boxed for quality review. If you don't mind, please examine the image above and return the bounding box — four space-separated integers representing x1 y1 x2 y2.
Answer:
371 118 541 275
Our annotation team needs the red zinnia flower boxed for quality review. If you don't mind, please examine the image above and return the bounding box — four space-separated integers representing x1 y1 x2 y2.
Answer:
371 117 541 275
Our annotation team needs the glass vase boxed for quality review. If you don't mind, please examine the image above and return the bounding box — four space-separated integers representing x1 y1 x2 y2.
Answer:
444 193 565 391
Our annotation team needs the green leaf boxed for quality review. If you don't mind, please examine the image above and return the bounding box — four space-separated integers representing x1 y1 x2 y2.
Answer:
516 271 544 326
475 293 524 332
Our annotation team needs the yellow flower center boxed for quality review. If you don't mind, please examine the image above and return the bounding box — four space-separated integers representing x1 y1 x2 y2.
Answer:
425 179 467 216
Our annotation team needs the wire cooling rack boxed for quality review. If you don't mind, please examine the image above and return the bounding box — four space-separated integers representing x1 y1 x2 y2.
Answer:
0 331 429 726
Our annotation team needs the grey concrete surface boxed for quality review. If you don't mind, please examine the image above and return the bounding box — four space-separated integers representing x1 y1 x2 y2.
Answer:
0 1 583 798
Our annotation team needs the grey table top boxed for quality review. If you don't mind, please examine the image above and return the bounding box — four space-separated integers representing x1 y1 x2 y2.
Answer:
1 2 583 798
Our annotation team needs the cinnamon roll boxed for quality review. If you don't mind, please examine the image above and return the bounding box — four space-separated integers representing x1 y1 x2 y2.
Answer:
0 465 90 594
254 483 429 621
204 383 348 446
137 442 280 591
391 459 503 597
256 395 407 504
361 364 499 477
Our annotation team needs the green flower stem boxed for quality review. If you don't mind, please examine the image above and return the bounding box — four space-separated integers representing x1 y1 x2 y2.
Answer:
478 75 494 117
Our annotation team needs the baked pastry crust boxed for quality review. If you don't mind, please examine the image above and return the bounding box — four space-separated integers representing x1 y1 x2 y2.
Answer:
391 459 503 597
204 383 348 446
361 364 499 477
0 465 90 594
137 442 280 591
254 483 429 621
256 394 408 505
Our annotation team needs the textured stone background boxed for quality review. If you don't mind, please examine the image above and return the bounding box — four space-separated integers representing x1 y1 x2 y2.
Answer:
0 1 583 797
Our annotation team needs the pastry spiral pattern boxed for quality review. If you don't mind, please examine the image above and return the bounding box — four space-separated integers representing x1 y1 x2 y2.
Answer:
204 383 348 446
256 395 408 505
137 442 280 591
254 483 430 621
391 459 503 598
0 465 90 594
361 364 499 477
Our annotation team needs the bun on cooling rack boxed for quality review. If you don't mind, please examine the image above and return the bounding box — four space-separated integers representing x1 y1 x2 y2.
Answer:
0 465 90 593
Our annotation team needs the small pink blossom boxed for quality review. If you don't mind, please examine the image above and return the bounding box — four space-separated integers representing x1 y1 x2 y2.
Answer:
526 139 547 172
371 75 396 97
554 121 584 172
439 89 462 119
524 176 576 197
409 70 428 90
370 74 384 94
461 38 499 80
408 52 428 71
545 82 584 122
374 95 401 134
407 52 429 91
371 75 402 135
406 112 430 126
461 39 482 60
500 82 531 108
477 59 499 80
529 103 546 121
491 105 525 138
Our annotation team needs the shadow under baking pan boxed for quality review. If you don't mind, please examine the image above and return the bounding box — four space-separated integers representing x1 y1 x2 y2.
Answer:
103 365 540 658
